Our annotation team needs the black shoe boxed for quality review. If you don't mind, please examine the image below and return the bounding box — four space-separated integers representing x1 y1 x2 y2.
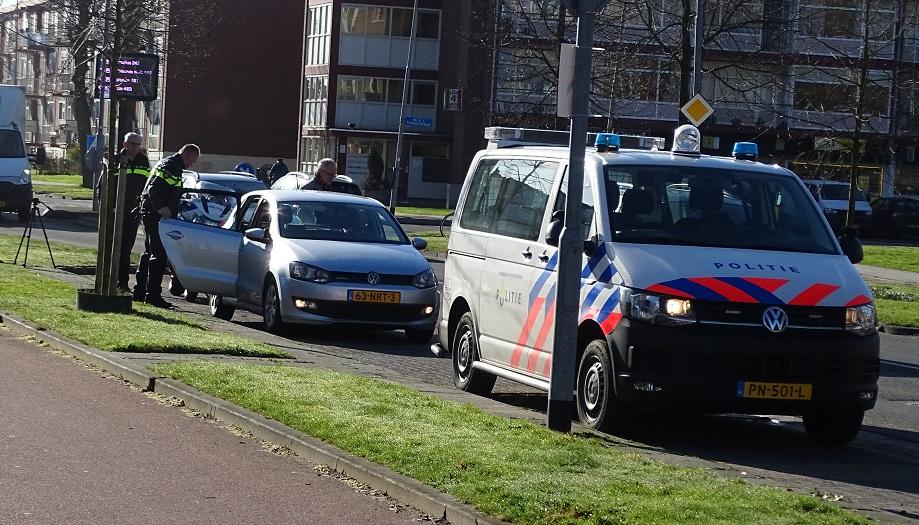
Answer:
145 295 173 309
132 290 146 301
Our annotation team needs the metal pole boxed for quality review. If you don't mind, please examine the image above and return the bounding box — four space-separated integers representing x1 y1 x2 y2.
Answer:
389 0 420 214
548 2 598 433
692 0 703 95
91 0 113 213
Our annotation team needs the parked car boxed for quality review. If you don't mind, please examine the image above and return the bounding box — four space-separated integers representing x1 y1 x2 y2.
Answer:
802 179 872 233
171 171 270 300
159 190 438 341
271 171 363 196
870 196 919 237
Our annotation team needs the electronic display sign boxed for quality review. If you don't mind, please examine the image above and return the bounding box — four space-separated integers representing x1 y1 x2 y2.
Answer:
95 53 160 101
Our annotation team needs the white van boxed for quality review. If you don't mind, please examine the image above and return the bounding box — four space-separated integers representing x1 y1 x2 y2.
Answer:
802 179 872 233
435 126 879 445
0 85 30 222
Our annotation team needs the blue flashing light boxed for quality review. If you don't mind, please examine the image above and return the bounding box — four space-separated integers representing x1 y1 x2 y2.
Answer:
733 142 758 161
595 133 621 152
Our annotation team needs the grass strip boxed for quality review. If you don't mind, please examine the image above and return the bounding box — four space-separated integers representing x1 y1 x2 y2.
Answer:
862 245 919 273
396 206 453 217
153 361 867 525
411 229 449 254
869 281 919 328
32 174 93 200
1 232 105 268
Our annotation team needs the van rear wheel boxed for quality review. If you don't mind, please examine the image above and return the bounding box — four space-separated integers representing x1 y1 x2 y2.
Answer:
802 408 864 446
576 339 617 432
452 312 495 395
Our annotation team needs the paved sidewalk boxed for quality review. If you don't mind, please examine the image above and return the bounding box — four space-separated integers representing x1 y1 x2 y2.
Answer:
857 264 919 287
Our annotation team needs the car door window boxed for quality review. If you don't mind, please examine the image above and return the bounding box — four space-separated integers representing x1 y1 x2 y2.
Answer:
252 200 272 230
460 158 558 240
237 197 262 231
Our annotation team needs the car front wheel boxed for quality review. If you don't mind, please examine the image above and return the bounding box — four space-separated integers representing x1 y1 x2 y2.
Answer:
452 312 495 395
576 339 618 432
262 280 286 333
802 408 864 446
209 294 234 321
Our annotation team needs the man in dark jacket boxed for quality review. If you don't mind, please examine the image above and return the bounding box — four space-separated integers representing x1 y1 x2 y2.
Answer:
268 158 289 185
115 132 150 293
138 144 200 308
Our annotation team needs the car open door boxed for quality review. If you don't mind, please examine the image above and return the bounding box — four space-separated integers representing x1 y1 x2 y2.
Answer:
159 189 243 297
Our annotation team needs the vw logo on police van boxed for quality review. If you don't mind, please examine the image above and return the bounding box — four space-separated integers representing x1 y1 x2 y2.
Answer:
367 272 382 285
762 306 789 333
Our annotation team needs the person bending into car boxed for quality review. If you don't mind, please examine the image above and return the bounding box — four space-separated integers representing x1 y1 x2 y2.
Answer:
138 144 200 308
304 158 337 191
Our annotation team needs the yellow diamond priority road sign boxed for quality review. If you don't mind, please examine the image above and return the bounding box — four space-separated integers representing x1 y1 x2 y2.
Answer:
681 94 714 127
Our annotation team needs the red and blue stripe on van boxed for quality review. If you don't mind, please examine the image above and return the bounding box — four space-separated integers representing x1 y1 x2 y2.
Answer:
647 277 869 307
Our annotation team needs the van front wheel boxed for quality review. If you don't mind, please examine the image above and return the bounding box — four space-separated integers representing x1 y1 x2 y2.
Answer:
452 312 495 395
576 339 617 432
802 408 864 446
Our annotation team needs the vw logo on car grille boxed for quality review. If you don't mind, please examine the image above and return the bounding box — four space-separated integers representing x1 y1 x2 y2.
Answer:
762 306 789 333
367 272 382 285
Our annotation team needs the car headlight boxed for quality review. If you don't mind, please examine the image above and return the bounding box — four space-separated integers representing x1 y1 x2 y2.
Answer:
289 262 330 284
412 268 437 289
845 303 877 335
19 168 30 185
628 291 695 326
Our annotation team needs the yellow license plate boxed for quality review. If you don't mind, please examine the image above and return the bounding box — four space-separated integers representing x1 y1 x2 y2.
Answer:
349 290 400 304
738 381 812 400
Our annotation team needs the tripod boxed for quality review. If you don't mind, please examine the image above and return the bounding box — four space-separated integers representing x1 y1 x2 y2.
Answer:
14 197 56 268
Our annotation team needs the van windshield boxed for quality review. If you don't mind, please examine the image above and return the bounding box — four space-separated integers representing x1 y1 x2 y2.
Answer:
0 129 25 158
604 166 838 254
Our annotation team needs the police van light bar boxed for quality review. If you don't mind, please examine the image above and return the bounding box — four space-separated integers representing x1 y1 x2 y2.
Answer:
732 142 758 161
595 133 620 152
484 127 665 151
671 125 701 155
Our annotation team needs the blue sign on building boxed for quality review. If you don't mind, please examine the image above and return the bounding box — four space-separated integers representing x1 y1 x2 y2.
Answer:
404 116 433 128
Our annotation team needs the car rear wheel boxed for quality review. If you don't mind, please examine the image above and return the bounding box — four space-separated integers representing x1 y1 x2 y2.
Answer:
262 280 286 333
405 327 435 343
452 312 495 395
209 294 234 321
802 408 864 446
576 339 618 432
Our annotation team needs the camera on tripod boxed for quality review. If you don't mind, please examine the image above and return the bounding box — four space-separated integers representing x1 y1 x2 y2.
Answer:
14 197 56 268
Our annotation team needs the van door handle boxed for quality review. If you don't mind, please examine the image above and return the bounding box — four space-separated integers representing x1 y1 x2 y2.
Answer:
521 248 533 259
166 231 184 240
538 252 550 262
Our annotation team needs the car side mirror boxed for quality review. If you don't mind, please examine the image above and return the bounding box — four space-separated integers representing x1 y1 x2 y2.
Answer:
583 235 599 257
545 210 564 247
838 227 863 264
245 227 269 243
412 237 428 251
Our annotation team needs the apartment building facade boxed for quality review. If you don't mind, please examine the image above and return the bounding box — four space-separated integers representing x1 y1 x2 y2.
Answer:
299 0 485 205
0 0 77 157
491 0 919 193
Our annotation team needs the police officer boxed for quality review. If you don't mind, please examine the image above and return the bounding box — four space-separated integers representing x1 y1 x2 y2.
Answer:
114 132 150 293
268 158 289 185
138 144 200 308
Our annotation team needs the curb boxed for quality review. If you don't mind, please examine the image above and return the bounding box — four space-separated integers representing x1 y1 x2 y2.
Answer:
0 310 510 525
879 324 919 336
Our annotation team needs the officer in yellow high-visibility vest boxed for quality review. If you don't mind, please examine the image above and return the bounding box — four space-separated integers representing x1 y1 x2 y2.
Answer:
138 144 200 308
115 132 150 293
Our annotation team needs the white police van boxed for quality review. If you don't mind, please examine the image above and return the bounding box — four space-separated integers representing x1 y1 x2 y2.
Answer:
434 125 879 445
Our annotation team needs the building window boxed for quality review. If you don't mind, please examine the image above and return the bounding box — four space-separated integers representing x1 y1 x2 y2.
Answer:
794 82 889 115
341 5 440 39
302 75 328 127
338 76 436 107
306 4 331 65
411 82 436 105
800 0 895 39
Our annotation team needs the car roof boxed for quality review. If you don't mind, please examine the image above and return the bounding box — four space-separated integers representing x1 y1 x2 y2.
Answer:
191 171 261 182
477 146 796 178
255 189 380 206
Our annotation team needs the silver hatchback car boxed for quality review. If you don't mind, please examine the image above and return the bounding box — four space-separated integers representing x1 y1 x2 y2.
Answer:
159 190 438 341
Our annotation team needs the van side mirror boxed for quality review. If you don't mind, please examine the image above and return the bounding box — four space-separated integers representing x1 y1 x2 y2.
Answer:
838 227 863 264
545 210 564 247
583 235 599 257
245 227 269 243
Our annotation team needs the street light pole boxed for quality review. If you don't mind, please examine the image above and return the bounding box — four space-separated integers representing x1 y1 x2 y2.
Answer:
548 0 607 432
389 0 420 214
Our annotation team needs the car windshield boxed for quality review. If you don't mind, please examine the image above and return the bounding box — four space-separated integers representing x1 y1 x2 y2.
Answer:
819 184 866 202
604 165 838 254
277 200 409 244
